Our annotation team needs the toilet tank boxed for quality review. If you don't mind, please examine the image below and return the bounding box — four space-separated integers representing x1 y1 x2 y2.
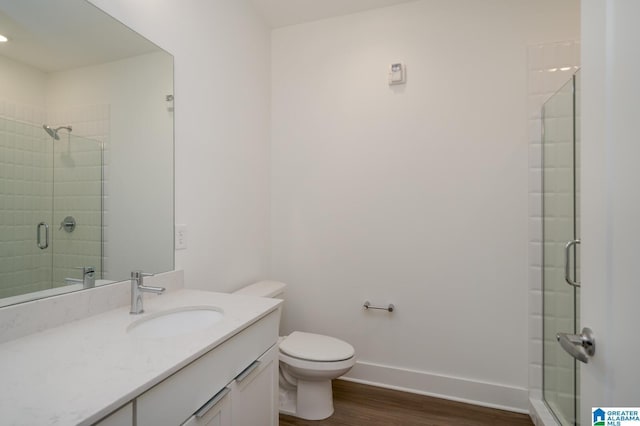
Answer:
233 280 286 299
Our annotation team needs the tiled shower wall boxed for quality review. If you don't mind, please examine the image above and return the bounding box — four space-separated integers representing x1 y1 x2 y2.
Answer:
0 108 51 298
528 40 580 424
0 101 109 297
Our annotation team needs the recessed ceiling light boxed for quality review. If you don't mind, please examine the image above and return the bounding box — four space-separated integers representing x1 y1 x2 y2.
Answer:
0 34 8 43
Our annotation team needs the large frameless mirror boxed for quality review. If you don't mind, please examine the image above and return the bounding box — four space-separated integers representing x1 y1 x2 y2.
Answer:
0 0 174 306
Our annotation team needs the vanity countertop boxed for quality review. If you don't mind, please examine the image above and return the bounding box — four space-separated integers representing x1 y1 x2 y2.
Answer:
0 289 282 425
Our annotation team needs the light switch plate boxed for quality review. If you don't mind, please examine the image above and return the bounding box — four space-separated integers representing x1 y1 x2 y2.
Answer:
175 224 187 250
389 62 406 85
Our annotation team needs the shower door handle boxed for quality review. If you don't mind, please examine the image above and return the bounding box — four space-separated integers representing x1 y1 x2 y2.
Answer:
557 327 595 364
564 239 581 287
37 222 49 249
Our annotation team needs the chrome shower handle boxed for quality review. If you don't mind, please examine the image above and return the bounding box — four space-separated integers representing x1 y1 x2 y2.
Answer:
564 239 581 287
557 327 595 363
59 216 76 233
37 222 49 249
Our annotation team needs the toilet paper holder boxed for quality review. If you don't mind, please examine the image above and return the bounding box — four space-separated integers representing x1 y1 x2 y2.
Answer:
363 301 394 312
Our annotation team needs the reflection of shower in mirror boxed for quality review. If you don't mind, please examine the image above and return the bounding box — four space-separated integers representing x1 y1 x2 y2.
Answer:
0 0 175 309
42 124 73 140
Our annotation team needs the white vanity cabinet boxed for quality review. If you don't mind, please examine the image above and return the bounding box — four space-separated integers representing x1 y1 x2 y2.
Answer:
136 309 280 426
182 343 279 426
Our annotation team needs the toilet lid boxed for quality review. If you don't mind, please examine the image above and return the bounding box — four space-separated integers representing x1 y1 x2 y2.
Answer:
279 331 355 362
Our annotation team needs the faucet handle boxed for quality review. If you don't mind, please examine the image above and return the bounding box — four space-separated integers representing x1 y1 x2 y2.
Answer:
75 266 95 275
131 270 154 278
131 271 155 286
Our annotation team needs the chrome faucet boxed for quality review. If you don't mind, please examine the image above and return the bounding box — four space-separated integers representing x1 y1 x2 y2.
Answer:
66 266 96 289
80 266 96 288
130 270 165 314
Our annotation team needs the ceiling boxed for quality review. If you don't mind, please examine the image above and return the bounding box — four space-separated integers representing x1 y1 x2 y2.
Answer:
250 0 419 28
0 0 160 73
0 0 419 72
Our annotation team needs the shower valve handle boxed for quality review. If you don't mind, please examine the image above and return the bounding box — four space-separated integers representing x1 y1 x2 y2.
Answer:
59 216 76 232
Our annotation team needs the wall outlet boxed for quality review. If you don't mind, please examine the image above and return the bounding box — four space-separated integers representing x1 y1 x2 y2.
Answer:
175 224 187 250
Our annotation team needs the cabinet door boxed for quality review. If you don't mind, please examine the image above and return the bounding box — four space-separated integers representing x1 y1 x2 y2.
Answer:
182 388 231 426
94 402 133 426
231 343 279 426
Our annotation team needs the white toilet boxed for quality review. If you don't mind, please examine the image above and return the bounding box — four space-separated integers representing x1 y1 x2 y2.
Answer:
234 280 355 421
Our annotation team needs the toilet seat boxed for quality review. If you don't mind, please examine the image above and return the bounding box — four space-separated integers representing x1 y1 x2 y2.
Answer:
279 331 354 362
279 351 355 372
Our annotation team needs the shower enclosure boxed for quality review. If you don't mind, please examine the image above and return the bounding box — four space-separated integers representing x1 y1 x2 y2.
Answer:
542 70 581 425
0 116 103 301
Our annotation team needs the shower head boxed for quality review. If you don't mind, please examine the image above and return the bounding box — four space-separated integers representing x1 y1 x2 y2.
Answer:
43 124 58 140
42 124 72 140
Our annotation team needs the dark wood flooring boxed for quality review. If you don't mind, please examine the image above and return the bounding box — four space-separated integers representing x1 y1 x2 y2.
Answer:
279 380 533 426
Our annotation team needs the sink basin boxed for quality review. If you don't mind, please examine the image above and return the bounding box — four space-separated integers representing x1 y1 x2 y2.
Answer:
127 306 224 338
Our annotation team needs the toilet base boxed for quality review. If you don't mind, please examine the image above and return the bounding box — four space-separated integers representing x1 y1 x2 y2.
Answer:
279 379 334 420
279 388 296 416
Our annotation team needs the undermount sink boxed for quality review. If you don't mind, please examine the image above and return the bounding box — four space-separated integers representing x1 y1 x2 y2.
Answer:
127 306 224 338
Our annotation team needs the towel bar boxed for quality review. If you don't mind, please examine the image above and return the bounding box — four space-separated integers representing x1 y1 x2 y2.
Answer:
363 301 394 312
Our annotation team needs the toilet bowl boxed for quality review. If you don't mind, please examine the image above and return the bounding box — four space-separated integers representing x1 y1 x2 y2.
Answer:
233 281 355 420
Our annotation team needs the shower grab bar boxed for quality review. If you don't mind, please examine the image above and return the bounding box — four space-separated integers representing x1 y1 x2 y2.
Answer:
37 222 49 249
363 301 394 312
564 239 581 287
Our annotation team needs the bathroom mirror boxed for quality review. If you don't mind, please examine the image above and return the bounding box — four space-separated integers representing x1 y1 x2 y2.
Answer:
0 0 174 306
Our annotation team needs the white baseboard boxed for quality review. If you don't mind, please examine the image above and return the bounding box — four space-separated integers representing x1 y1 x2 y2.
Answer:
341 360 529 414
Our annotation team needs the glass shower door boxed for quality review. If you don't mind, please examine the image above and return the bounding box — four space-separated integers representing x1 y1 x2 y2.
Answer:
51 132 103 288
542 71 580 425
0 118 103 302
0 118 54 298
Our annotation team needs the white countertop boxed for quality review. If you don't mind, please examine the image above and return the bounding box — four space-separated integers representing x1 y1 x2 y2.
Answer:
0 289 281 426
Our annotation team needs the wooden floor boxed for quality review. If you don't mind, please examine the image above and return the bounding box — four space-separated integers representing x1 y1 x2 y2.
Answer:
280 380 533 426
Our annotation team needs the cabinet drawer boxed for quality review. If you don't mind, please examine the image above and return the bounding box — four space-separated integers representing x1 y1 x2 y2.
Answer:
137 310 279 426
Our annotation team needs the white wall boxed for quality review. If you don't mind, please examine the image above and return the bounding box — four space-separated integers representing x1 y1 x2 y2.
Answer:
581 0 640 420
87 0 272 291
271 0 579 411
0 55 47 118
